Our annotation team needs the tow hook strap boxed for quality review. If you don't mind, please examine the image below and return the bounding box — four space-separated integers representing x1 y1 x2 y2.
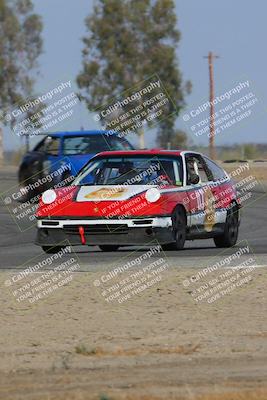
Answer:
79 226 86 245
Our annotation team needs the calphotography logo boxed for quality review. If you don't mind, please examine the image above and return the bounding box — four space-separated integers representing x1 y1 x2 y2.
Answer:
92 242 169 306
3 241 81 307
0 157 77 232
182 241 260 305
93 74 176 141
6 80 79 138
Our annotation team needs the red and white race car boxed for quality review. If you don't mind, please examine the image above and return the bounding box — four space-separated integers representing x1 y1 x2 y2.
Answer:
35 150 241 253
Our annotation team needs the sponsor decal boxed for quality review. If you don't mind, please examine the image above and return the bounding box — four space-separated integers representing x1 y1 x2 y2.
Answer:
84 187 126 200
76 185 153 202
204 187 216 232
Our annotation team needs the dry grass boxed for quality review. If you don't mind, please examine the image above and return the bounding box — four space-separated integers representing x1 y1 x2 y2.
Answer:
195 391 267 400
98 389 267 400
223 162 267 183
23 388 267 400
74 344 200 357
75 344 98 355
1 269 267 400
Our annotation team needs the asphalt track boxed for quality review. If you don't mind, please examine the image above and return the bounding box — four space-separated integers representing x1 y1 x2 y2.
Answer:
0 169 267 271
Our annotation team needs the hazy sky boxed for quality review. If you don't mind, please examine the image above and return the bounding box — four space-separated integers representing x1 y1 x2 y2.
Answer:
4 0 267 150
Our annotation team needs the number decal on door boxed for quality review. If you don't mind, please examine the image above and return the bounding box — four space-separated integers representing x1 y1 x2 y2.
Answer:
196 189 205 210
203 187 216 232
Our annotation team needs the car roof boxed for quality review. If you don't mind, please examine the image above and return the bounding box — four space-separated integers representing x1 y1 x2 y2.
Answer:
41 130 121 138
96 149 184 157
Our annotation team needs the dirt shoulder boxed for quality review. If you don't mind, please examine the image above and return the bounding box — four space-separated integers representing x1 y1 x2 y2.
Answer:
1 267 267 400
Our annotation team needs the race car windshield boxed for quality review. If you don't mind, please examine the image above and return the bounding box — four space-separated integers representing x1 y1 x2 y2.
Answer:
73 156 183 186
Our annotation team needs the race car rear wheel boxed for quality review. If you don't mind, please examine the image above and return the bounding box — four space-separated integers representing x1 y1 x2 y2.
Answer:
214 205 239 248
162 206 186 251
99 245 120 252
42 246 67 254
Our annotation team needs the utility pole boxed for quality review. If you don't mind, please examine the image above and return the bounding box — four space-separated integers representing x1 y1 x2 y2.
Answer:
204 52 219 160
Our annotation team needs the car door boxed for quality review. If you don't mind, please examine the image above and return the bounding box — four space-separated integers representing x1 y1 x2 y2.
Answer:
18 137 47 191
24 138 47 177
202 156 231 223
185 153 216 232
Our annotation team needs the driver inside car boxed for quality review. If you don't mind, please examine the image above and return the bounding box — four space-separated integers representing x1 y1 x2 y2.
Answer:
114 162 139 184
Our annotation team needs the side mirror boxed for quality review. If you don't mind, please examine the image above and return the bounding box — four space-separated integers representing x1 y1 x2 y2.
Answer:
188 173 200 185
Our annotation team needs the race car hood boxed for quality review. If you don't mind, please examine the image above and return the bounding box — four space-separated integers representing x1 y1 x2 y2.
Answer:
36 184 175 218
75 185 155 202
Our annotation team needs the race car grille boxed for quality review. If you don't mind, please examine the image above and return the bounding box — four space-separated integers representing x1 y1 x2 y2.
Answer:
63 224 129 235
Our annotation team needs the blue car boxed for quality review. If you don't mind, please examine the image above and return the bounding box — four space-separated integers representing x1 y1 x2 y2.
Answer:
18 130 134 200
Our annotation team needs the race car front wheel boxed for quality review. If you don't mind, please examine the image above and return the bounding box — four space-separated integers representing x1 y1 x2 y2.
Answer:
99 245 120 252
162 206 186 251
214 205 239 248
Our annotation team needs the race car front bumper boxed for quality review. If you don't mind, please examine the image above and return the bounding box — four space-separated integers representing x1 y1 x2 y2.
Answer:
35 217 174 247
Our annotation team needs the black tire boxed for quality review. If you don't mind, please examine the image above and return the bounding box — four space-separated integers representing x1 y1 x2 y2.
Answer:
99 245 120 252
42 246 67 254
162 206 186 251
214 205 239 248
161 243 177 251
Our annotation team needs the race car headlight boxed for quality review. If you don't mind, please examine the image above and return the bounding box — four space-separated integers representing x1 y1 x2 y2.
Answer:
42 189 57 205
145 188 161 203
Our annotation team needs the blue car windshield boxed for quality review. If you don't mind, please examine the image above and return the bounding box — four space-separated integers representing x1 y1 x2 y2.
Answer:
73 156 183 186
63 135 132 155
